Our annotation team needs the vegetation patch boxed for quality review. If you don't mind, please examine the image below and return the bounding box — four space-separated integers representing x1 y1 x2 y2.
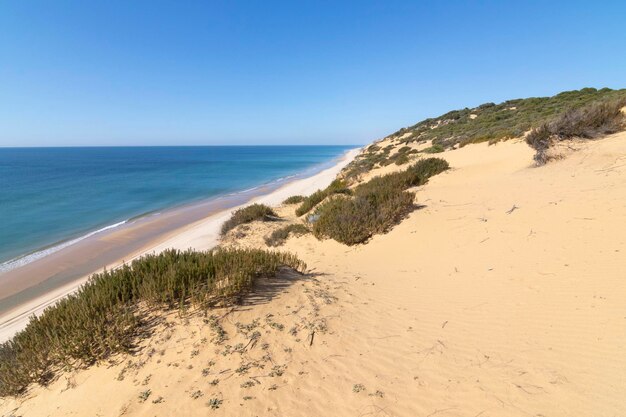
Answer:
313 158 449 245
388 88 626 149
526 98 626 164
282 195 305 205
264 224 310 247
423 144 445 153
295 179 351 217
0 248 305 397
221 204 278 235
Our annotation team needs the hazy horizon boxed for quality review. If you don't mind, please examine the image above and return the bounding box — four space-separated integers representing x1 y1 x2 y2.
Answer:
1 1 625 147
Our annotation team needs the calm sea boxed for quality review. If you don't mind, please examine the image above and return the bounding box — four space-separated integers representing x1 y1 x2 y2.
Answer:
0 146 353 270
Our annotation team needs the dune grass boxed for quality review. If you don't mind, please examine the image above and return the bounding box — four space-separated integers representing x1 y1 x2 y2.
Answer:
313 158 449 245
221 204 278 236
0 248 305 397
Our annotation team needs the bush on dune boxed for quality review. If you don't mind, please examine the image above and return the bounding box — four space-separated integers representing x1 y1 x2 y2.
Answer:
295 179 351 217
221 204 278 235
0 248 305 397
526 98 626 164
313 158 449 245
312 190 415 245
264 224 310 247
282 195 305 205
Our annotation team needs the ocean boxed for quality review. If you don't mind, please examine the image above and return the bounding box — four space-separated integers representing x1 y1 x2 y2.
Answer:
0 145 353 272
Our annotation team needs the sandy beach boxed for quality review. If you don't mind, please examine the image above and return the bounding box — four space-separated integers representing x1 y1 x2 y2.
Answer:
0 148 360 343
2 133 625 416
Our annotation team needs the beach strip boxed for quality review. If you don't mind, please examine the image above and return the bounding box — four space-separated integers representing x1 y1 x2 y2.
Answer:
0 148 360 343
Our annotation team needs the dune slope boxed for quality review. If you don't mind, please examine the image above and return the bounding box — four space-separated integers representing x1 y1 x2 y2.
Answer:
2 134 625 417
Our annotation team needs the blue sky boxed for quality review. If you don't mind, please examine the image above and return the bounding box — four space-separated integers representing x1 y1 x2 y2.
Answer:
1 1 625 146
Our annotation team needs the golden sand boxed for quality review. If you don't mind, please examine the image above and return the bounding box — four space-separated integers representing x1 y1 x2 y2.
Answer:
2 135 625 416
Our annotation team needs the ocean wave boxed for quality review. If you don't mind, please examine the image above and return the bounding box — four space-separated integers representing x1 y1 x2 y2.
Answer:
0 220 128 274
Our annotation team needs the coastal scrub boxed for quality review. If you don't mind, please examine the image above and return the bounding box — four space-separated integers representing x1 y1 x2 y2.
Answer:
0 248 305 397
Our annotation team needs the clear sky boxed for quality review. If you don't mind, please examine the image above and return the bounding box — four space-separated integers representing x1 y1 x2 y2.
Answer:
1 1 625 147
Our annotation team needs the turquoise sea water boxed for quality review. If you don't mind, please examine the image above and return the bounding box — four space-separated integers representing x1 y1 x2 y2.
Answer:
0 146 353 270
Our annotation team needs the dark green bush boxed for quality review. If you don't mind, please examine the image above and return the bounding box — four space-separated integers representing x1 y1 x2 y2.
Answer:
423 144 445 153
0 248 305 397
282 195 305 205
313 191 415 245
221 204 278 235
295 179 351 217
264 224 310 247
313 158 449 245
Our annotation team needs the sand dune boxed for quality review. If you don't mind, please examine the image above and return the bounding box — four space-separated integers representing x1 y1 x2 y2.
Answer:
2 135 625 416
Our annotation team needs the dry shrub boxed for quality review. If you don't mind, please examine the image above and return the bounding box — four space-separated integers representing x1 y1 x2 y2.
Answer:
526 99 626 164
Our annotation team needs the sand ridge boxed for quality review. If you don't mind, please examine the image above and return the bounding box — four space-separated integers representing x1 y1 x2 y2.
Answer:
2 135 625 416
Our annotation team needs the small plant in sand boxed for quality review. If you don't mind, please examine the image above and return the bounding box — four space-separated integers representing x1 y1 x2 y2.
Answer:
221 204 279 235
207 398 223 409
138 389 152 402
264 224 310 247
352 384 366 393
190 390 204 399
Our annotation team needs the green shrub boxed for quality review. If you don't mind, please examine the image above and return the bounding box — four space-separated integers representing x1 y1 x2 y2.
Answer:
526 98 626 164
295 179 350 217
264 224 310 247
423 144 445 153
221 204 278 235
0 248 305 397
355 157 449 196
313 158 449 245
313 191 415 245
393 153 410 165
282 195 305 205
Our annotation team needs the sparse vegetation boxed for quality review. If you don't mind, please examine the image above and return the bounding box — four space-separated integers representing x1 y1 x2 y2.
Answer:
0 248 305 397
282 195 305 205
341 88 626 179
207 398 222 409
390 87 626 148
526 98 626 164
221 204 278 235
264 224 310 247
295 179 351 217
353 383 366 393
313 158 449 245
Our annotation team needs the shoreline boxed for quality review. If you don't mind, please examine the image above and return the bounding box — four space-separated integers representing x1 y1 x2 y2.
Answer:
0 147 360 343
